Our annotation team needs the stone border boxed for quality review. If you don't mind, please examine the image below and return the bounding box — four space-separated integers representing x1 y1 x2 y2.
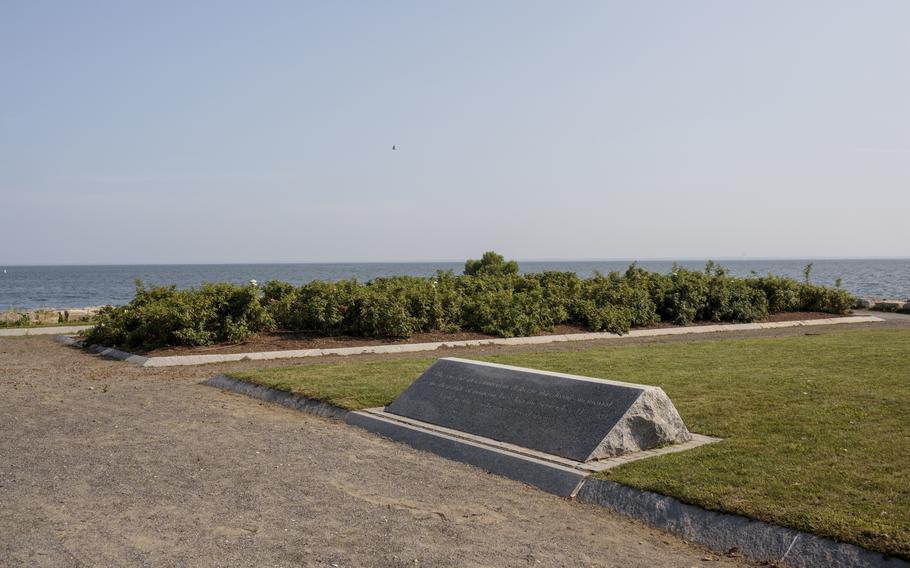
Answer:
0 324 93 337
205 374 906 568
55 335 149 365
576 478 906 568
203 374 348 420
57 315 884 367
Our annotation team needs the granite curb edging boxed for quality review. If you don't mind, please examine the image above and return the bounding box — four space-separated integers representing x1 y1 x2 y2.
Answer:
203 374 349 420
0 324 93 337
55 315 885 368
203 373 906 568
576 478 907 568
54 335 149 365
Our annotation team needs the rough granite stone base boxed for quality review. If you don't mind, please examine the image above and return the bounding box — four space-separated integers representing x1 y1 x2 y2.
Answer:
589 384 692 459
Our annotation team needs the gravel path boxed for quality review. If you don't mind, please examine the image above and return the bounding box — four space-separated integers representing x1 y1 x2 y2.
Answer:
6 317 904 567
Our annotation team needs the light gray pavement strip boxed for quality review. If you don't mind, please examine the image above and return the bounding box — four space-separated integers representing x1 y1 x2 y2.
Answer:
0 336 750 567
0 324 92 337
58 314 885 367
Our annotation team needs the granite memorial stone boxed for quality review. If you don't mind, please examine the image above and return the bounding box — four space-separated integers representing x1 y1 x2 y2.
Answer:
384 358 692 460
346 357 698 496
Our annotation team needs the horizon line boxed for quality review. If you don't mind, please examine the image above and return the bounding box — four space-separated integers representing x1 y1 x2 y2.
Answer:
2 256 910 268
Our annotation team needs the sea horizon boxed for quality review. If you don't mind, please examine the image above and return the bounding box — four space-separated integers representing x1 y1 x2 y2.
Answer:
2 258 909 309
4 255 910 268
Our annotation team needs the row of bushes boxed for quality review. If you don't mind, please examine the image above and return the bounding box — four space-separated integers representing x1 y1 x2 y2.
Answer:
86 252 854 350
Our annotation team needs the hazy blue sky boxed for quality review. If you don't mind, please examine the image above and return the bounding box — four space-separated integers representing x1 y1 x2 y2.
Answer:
1 1 908 264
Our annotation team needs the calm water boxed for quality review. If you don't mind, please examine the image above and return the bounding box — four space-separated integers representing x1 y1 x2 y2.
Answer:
1 259 908 309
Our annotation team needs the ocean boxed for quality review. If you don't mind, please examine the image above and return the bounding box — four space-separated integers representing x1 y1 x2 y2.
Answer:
1 259 907 310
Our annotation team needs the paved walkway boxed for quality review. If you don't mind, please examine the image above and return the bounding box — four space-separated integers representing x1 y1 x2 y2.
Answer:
0 324 94 337
0 336 760 567
78 315 885 368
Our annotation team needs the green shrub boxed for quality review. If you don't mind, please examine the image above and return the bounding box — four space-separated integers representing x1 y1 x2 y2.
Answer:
86 280 272 349
536 271 582 325
705 278 769 322
658 267 709 325
349 285 417 338
428 271 467 333
86 254 855 348
571 299 630 334
290 280 358 334
753 275 802 313
464 251 519 277
571 271 658 333
624 263 670 303
385 273 465 334
261 280 298 329
750 276 852 315
799 284 854 314
460 275 554 337
700 265 769 322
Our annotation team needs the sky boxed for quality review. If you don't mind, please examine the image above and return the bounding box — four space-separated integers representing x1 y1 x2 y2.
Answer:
1 1 908 264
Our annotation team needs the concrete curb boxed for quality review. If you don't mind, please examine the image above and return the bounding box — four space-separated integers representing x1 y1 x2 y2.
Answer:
55 335 149 365
575 478 907 568
0 325 93 337
202 374 349 420
56 315 885 368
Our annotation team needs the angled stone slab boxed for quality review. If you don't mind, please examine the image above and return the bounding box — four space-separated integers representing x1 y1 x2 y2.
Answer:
346 410 587 497
385 358 691 461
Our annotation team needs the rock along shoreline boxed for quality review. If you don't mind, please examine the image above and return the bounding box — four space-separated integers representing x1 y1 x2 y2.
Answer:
0 306 103 326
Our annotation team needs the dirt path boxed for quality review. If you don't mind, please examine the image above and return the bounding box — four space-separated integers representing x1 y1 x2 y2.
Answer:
6 316 905 567
0 337 771 567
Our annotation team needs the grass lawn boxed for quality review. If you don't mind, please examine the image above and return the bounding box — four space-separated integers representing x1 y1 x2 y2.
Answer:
228 329 910 559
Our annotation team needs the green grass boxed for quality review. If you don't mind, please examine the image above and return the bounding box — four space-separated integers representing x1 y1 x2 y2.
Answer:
230 359 433 410
228 329 910 559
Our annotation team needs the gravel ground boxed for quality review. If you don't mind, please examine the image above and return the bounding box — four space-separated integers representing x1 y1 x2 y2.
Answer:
3 316 905 567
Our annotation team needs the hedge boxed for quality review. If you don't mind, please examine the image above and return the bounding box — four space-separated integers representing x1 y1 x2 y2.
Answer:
86 252 854 350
